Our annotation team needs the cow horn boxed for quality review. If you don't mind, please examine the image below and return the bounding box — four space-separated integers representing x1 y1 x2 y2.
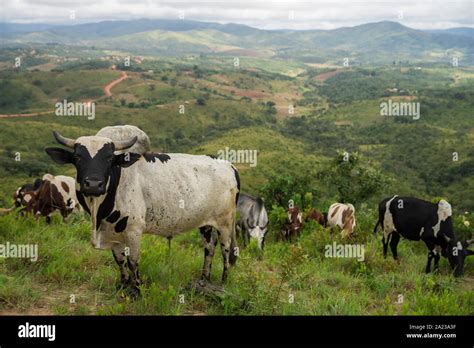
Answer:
113 136 138 151
466 239 474 246
53 131 76 148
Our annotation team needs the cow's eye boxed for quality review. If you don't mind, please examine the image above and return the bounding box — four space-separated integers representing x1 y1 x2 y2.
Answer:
74 154 82 162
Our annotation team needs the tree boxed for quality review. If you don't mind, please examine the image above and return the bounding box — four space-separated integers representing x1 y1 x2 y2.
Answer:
265 101 277 115
318 151 389 204
196 96 206 106
259 171 314 209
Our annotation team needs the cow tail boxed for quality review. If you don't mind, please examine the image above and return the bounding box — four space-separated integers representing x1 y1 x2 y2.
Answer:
229 215 238 265
230 165 240 266
373 220 380 234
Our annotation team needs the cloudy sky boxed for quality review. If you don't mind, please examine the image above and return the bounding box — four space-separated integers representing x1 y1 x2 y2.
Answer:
1 0 472 30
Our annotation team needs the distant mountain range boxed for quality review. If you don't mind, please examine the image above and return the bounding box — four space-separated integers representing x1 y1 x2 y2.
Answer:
1 19 473 64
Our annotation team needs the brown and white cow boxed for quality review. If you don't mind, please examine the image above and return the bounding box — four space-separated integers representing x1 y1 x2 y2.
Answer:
283 206 303 241
326 203 356 238
13 178 43 208
24 174 81 223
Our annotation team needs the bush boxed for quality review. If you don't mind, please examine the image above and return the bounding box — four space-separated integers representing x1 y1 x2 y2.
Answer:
318 151 390 205
196 97 206 106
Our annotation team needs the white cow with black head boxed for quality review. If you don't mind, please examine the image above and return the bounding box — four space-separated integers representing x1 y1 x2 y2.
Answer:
46 129 240 297
374 196 473 277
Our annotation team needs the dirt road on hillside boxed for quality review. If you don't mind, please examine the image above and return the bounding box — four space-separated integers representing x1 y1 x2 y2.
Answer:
0 71 129 118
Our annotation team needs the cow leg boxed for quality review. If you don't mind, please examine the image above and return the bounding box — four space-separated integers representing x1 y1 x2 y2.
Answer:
125 236 142 298
432 249 441 272
61 209 69 224
217 220 234 283
112 244 129 288
389 233 400 260
244 230 250 248
423 240 436 274
236 223 242 243
426 250 434 273
200 226 217 282
240 226 248 248
290 229 296 243
382 232 391 258
220 238 231 283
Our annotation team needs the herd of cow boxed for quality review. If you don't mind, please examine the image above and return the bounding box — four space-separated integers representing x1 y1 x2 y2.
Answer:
1 125 472 298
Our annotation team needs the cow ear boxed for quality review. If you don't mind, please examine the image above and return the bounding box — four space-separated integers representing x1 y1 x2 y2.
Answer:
45 147 73 165
115 152 141 168
34 178 43 189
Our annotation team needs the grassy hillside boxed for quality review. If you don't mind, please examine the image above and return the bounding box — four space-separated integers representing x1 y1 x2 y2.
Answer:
0 209 472 315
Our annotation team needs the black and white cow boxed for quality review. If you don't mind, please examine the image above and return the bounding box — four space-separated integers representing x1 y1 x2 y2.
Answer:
236 193 268 250
45 130 240 297
374 195 473 277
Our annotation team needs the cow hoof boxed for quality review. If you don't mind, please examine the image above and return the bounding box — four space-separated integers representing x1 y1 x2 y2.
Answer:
115 279 131 290
197 278 210 288
128 286 141 300
199 275 211 284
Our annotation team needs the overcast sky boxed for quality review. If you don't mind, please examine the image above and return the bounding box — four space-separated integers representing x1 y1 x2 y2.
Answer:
1 0 472 30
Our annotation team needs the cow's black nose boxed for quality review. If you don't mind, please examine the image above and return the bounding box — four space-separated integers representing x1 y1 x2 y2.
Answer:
84 178 104 190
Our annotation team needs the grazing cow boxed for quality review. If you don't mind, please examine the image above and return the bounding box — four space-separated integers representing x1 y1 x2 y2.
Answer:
236 193 269 250
13 178 43 207
283 206 303 241
306 208 326 226
45 130 240 297
374 196 473 277
326 203 356 238
24 174 80 223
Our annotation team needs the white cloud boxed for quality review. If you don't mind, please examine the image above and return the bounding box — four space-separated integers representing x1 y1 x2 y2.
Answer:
0 0 472 29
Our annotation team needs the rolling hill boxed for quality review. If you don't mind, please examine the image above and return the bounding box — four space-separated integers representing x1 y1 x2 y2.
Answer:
1 20 473 64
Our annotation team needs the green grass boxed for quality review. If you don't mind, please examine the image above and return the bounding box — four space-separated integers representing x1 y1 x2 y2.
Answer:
0 207 472 315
